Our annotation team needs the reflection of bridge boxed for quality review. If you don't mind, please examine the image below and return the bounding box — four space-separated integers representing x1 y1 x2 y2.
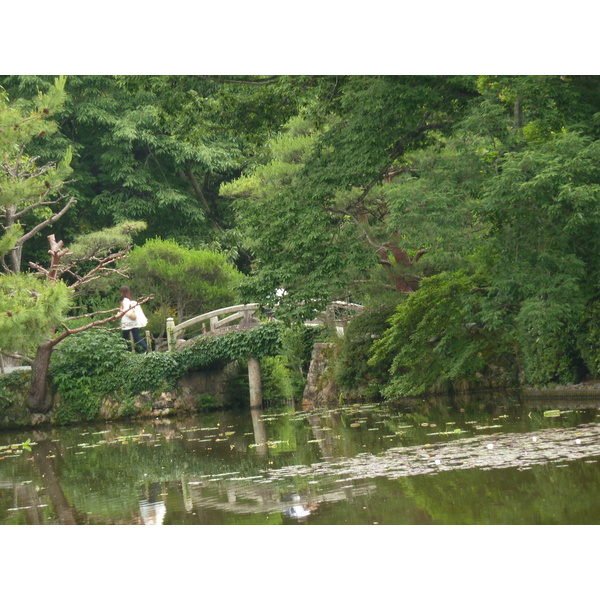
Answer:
165 301 363 408
182 477 375 519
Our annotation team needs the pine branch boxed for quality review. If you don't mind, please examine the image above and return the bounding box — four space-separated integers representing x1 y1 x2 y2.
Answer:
17 197 77 248
12 181 77 220
30 244 131 287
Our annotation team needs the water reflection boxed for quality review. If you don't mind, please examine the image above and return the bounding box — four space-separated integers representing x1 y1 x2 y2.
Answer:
139 483 167 525
31 436 79 524
0 397 599 524
280 493 318 521
250 408 268 457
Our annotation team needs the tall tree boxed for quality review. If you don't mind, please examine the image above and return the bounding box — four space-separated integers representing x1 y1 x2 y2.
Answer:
370 76 600 394
0 77 75 273
225 76 479 315
1 76 248 261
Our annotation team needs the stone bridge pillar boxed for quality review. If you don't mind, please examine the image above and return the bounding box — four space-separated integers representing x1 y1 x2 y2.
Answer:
248 355 263 408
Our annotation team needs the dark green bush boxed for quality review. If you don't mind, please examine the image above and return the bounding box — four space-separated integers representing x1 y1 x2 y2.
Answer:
51 329 130 423
110 351 185 396
50 328 130 385
334 304 396 396
370 271 502 398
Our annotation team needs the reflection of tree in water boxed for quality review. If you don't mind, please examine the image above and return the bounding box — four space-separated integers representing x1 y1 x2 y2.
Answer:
31 438 80 524
175 409 385 522
2 400 599 525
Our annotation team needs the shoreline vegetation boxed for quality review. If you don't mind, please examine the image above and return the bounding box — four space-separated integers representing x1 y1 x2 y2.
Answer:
4 76 600 430
2 357 600 432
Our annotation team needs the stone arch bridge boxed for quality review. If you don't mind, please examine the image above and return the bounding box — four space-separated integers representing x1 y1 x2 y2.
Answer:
165 301 363 407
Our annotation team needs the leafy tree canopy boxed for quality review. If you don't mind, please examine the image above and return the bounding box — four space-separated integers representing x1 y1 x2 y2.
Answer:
126 237 244 323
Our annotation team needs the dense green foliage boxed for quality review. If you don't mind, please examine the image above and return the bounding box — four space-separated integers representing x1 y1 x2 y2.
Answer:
50 329 130 423
370 271 515 398
335 305 396 399
47 322 290 422
178 322 283 368
4 74 600 410
126 237 243 324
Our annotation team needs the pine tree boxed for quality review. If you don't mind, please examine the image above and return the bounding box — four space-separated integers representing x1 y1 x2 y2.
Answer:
0 77 75 273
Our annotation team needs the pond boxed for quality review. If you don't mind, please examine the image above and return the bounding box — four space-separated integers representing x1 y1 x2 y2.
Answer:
1 393 599 525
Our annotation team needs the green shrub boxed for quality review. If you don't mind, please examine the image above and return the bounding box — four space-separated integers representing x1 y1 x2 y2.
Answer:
110 351 185 396
54 376 103 424
51 328 129 387
335 304 395 394
370 271 498 398
196 393 219 412
51 329 130 423
261 356 296 402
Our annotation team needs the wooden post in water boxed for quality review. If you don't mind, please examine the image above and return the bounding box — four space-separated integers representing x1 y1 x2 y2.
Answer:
248 355 263 408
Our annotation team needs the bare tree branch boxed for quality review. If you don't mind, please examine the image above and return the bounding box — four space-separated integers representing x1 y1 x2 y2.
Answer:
67 248 132 289
12 180 77 220
29 244 131 288
17 197 77 249
0 352 34 366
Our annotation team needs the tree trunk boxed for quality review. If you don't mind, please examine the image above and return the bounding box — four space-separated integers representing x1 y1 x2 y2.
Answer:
8 245 22 274
514 94 523 129
27 340 55 413
378 245 418 293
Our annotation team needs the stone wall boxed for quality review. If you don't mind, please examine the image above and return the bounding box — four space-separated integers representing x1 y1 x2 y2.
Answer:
302 343 340 408
0 362 243 430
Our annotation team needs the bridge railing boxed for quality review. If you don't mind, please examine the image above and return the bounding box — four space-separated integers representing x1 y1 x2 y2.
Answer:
166 303 260 351
166 301 364 351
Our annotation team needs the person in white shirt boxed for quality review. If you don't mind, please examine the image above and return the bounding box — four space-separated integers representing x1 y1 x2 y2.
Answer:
120 285 149 353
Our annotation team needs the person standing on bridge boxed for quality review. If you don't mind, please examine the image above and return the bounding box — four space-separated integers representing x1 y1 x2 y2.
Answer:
120 286 149 353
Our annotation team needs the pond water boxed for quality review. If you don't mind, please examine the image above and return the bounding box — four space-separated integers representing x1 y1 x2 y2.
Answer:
1 394 600 525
